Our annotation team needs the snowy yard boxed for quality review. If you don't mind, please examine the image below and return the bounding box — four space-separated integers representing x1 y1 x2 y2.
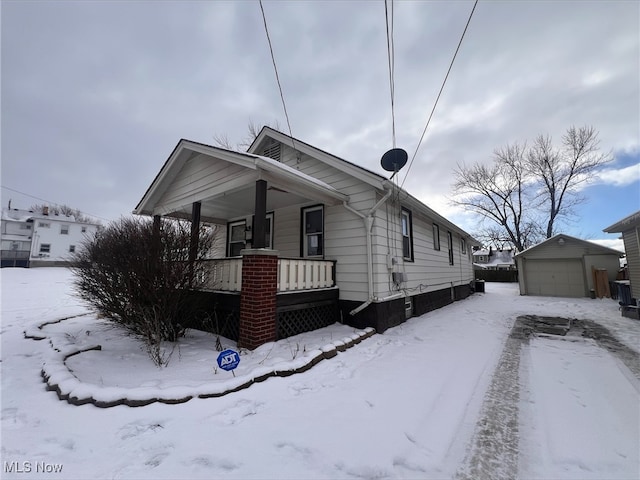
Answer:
1 267 638 479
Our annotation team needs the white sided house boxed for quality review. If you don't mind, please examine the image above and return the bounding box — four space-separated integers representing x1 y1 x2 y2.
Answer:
134 127 479 348
1 207 100 267
604 210 640 317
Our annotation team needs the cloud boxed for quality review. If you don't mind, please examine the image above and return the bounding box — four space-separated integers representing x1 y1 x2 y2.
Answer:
594 163 640 187
1 0 638 243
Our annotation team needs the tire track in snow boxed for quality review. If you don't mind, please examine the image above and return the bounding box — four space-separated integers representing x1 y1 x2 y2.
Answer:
455 321 524 480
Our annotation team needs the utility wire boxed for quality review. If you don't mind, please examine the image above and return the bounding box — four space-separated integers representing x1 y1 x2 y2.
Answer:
1 185 110 222
401 0 478 189
385 0 396 148
259 0 298 153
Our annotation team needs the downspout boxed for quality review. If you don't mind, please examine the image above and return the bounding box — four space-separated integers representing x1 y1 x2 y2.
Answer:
342 185 394 316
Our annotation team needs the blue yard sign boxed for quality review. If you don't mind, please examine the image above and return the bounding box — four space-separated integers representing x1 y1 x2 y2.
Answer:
217 349 240 372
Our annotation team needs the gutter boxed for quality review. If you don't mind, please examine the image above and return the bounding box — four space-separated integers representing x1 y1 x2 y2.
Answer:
342 184 394 316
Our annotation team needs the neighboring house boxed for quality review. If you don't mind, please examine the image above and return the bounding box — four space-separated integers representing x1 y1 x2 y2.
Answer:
1 209 34 267
1 207 100 267
604 210 640 307
134 127 480 348
515 234 623 298
473 248 516 270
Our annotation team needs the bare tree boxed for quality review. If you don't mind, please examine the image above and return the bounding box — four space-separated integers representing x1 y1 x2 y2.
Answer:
452 142 538 251
213 119 281 152
452 126 611 250
527 126 612 238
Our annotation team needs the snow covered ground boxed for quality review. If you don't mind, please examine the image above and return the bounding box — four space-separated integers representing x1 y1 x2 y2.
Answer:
1 267 638 479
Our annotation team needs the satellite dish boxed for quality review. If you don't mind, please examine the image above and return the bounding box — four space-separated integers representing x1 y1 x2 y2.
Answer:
381 148 408 174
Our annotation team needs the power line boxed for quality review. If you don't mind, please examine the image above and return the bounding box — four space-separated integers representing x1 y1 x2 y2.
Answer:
401 0 478 189
258 0 298 153
385 0 396 148
0 185 111 222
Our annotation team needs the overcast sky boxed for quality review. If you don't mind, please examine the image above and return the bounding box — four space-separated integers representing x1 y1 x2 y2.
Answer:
2 0 638 247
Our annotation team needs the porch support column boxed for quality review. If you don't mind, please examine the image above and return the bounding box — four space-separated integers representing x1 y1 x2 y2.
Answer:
253 179 267 249
238 248 278 349
188 201 201 286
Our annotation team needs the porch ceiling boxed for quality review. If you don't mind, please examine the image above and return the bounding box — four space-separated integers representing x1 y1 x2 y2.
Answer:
134 139 348 223
169 180 319 223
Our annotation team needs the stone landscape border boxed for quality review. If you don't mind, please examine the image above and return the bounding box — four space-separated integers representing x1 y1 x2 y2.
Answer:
25 317 376 408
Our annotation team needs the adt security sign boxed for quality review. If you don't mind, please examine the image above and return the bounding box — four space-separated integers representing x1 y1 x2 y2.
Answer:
217 349 240 372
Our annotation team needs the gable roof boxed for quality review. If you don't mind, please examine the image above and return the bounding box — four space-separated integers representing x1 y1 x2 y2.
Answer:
603 210 640 233
248 127 480 244
515 233 624 258
249 127 387 191
133 139 349 218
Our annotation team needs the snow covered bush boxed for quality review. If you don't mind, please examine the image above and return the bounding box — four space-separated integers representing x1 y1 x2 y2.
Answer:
71 216 213 365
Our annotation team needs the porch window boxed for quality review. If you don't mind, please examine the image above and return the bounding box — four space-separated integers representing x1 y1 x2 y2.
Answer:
227 220 246 256
432 223 440 250
302 205 323 257
252 212 274 249
401 208 414 261
447 231 454 265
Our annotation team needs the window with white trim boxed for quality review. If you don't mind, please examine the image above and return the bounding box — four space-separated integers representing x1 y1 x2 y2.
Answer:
302 205 323 257
69 245 76 253
461 238 466 254
39 222 50 228
432 223 440 250
39 244 51 253
252 212 274 249
447 231 454 265
401 208 414 261
61 225 69 235
227 220 246 256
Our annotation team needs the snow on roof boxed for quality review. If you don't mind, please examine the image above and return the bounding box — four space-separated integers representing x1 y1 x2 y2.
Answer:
604 210 640 233
1 207 92 224
250 154 338 193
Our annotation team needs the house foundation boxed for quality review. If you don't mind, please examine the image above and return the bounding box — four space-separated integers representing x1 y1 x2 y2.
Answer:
340 283 474 333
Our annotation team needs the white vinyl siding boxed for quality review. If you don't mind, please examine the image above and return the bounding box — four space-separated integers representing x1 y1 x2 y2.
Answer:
276 143 376 301
156 155 251 213
395 208 474 294
622 228 640 299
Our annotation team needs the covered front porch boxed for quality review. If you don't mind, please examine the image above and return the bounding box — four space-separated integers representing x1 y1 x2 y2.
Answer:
134 139 348 348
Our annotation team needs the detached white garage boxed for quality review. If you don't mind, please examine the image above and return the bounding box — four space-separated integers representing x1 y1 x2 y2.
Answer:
515 234 623 298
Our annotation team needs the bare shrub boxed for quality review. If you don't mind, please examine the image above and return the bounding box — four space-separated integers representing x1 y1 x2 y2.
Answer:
71 216 213 365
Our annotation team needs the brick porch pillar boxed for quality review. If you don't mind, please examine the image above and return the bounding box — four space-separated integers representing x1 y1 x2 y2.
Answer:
238 249 278 350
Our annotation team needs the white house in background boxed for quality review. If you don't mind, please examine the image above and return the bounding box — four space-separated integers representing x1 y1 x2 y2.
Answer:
1 207 100 267
473 248 516 270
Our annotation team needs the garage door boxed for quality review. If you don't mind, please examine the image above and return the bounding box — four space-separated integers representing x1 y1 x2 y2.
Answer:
525 259 586 297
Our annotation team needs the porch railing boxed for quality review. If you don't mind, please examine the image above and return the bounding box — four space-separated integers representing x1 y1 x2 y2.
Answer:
203 257 243 292
202 257 335 293
278 258 335 292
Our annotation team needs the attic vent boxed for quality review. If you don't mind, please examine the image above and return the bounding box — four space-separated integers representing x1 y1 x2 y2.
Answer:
262 142 281 162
